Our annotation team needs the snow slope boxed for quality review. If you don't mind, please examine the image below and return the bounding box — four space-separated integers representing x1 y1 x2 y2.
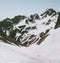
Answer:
0 41 49 63
0 28 60 63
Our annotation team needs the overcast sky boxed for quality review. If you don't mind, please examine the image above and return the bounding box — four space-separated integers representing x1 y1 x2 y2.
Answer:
0 0 60 20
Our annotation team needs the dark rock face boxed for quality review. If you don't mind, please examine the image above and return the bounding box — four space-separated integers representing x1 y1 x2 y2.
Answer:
55 12 60 29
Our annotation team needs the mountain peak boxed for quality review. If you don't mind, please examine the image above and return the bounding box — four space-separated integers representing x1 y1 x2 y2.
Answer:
41 8 56 18
0 9 60 46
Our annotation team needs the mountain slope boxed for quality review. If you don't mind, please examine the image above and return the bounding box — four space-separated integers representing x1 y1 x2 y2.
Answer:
0 28 60 63
0 9 59 46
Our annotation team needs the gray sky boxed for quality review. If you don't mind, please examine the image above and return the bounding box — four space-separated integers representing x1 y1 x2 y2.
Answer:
0 0 60 20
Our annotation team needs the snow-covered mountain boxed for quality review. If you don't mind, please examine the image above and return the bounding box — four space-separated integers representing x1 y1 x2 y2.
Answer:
0 8 60 46
0 8 60 63
0 24 60 63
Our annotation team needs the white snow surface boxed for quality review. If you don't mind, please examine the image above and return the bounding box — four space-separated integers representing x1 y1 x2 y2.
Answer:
0 28 60 63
